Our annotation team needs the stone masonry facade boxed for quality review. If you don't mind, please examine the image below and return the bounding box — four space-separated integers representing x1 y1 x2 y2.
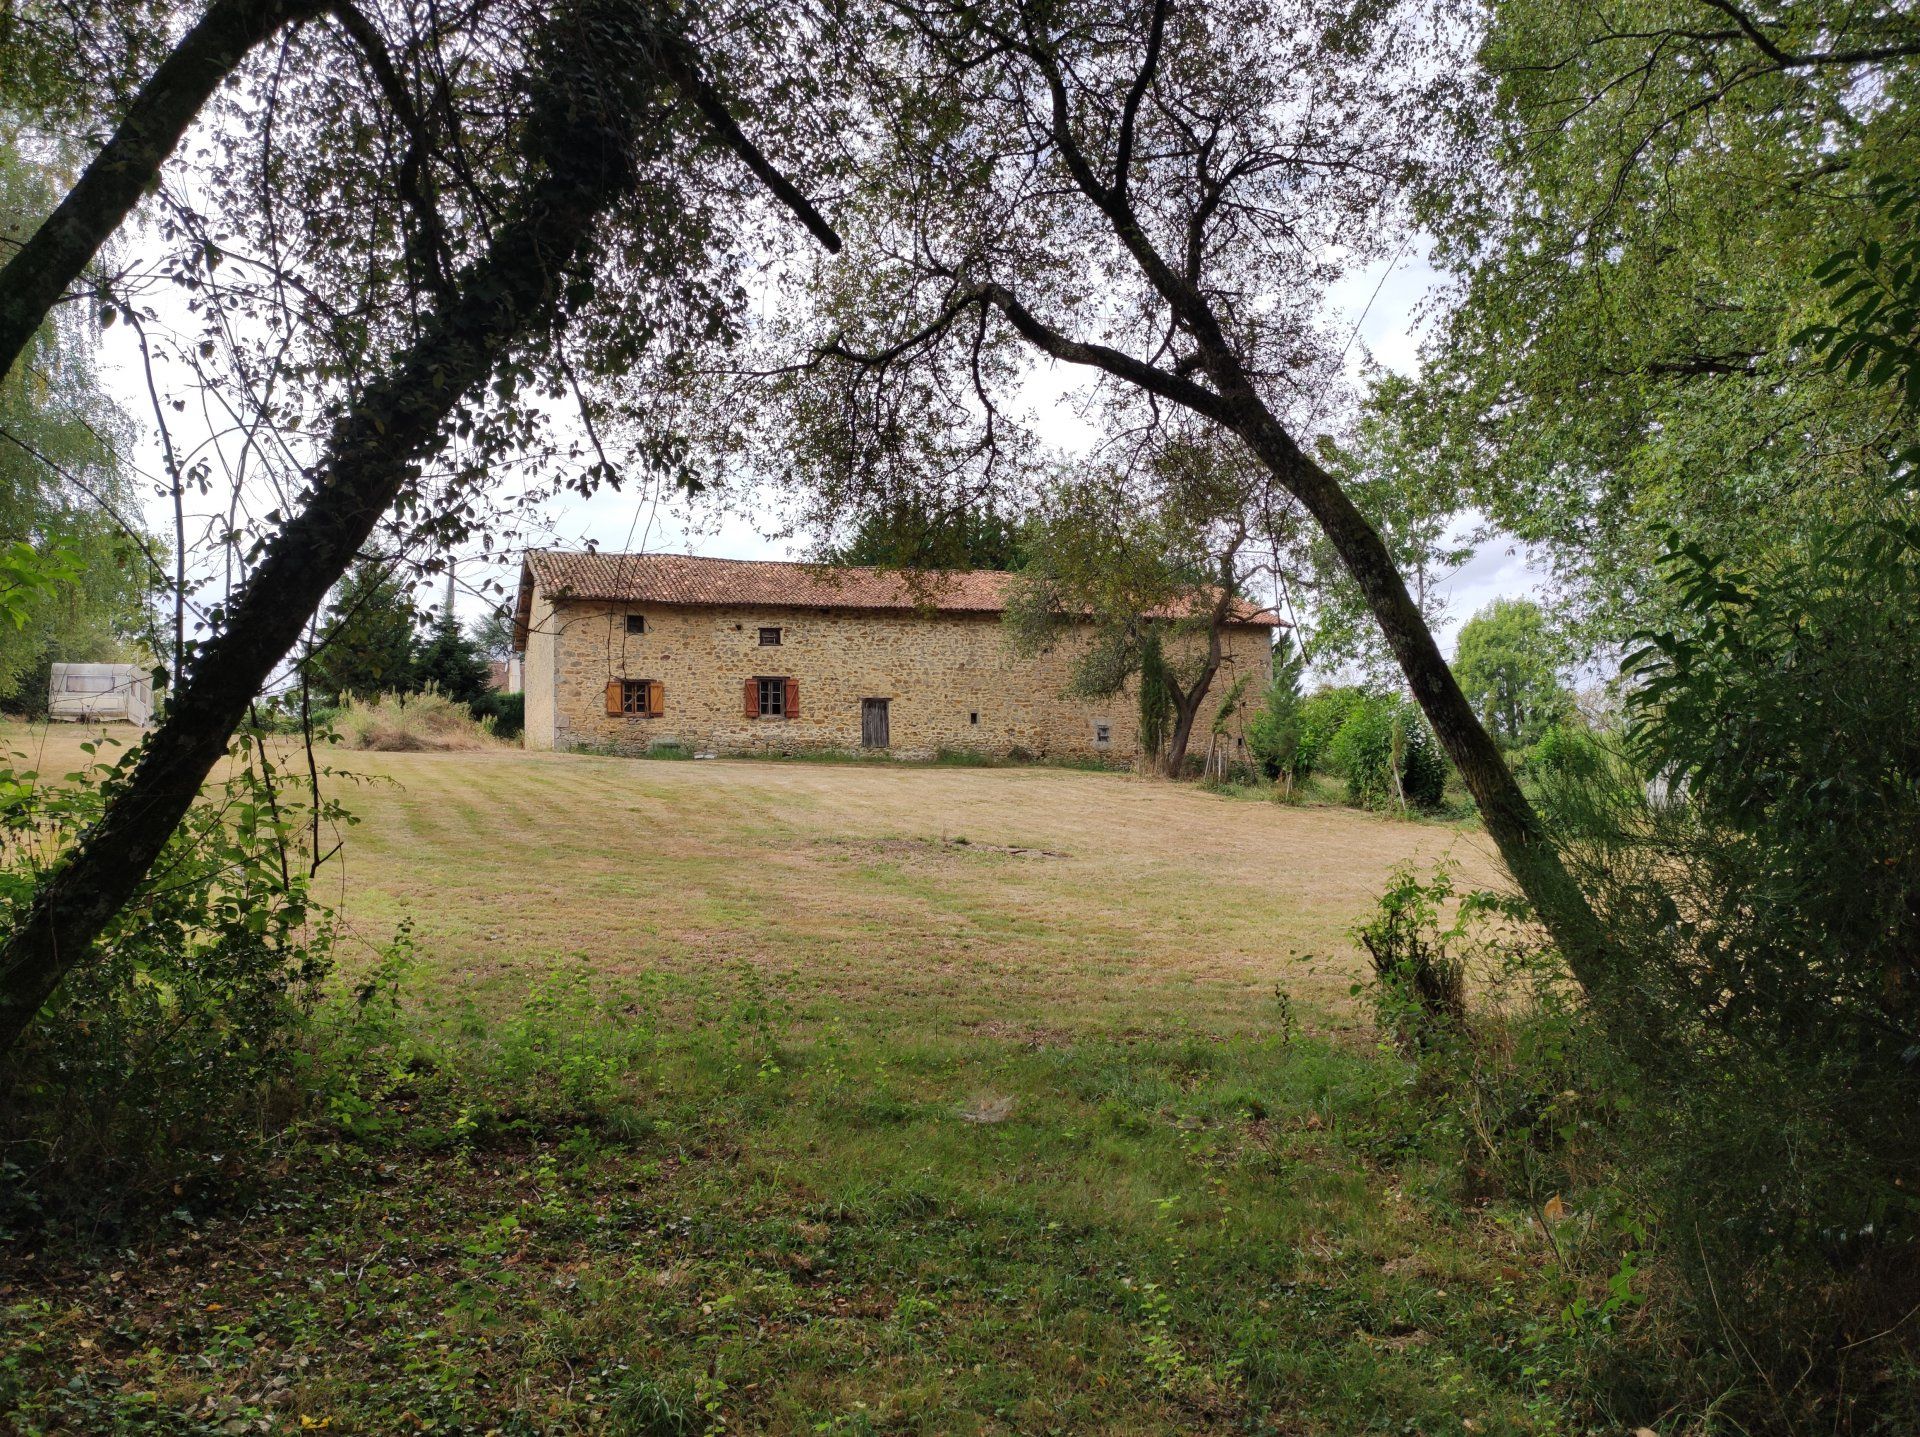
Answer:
514 553 1276 763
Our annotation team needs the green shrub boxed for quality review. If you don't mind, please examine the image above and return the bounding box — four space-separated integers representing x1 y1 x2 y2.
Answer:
1353 862 1468 1052
1137 631 1173 766
470 688 524 740
0 733 346 1227
1530 519 1920 1421
1246 684 1301 783
1325 694 1447 809
1246 642 1306 785
1293 685 1366 776
1526 720 1604 782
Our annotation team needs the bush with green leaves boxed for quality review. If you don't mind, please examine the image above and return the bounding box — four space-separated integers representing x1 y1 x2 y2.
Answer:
1354 862 1468 1053
471 688 524 741
1292 685 1366 777
1347 860 1657 1409
1245 642 1306 785
1245 683 1299 783
0 732 347 1227
1533 517 1920 1413
1325 693 1448 810
1136 630 1173 765
1526 721 1605 784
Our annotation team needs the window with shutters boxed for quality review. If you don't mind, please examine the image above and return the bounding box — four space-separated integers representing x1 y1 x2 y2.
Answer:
756 675 786 717
621 678 658 716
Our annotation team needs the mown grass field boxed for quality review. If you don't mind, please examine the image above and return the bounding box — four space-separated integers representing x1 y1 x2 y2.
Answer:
0 726 1624 1436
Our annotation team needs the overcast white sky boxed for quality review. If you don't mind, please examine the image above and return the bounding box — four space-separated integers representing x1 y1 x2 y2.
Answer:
94 223 1547 666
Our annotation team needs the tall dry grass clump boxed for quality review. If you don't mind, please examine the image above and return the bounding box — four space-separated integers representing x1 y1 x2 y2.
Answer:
335 688 503 752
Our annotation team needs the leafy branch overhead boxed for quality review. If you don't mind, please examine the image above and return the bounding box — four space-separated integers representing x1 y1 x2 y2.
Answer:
1801 177 1920 416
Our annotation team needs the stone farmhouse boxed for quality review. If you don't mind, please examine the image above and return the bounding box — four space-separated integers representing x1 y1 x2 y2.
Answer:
512 551 1277 761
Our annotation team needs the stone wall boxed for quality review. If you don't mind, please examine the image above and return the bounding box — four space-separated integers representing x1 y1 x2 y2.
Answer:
522 586 558 748
522 595 1273 763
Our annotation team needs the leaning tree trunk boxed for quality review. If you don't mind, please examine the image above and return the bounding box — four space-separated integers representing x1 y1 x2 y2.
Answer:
0 3 840 1059
0 0 330 382
0 13 646 1057
1007 63 1615 995
1235 407 1611 992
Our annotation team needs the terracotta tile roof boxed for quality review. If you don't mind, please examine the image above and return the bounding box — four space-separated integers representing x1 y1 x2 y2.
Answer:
514 550 1278 648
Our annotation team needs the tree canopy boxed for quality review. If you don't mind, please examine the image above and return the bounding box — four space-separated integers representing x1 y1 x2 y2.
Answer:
823 496 1029 572
1396 0 1920 643
1006 435 1265 772
305 560 418 702
0 139 158 707
1451 597 1568 749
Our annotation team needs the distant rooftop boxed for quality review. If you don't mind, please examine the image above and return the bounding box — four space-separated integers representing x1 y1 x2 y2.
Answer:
514 550 1279 649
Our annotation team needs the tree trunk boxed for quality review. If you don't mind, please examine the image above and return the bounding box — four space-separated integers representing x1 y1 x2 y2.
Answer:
0 3 843 1059
0 23 649 1057
1235 409 1611 993
1165 692 1201 775
961 14 1613 1000
0 0 329 383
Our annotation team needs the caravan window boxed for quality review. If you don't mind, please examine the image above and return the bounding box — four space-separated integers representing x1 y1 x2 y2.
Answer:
65 674 112 693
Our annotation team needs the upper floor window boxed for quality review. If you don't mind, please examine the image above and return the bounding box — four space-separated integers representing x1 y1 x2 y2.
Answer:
625 613 646 635
759 626 782 646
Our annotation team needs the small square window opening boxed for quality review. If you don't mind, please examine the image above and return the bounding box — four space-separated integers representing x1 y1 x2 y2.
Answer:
625 613 646 635
969 711 979 725
1094 721 1112 748
759 626 782 646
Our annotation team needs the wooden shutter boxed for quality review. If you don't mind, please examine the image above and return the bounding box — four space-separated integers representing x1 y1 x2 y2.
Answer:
647 679 664 717
744 677 759 718
785 676 800 719
605 679 622 717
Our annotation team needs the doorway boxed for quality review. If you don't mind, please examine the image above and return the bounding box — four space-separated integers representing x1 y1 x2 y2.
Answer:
861 698 890 749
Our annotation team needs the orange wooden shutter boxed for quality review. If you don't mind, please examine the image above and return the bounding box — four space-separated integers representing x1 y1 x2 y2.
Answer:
647 680 664 717
785 677 800 719
605 679 622 716
744 677 758 718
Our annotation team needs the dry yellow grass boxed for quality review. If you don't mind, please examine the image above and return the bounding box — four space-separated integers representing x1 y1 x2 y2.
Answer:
4 720 1503 1034
333 688 506 750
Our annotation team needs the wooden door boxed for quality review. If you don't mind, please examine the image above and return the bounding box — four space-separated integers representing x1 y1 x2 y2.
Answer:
861 698 890 748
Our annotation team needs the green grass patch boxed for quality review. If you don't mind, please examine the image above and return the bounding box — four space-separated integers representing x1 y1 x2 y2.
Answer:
3 962 1611 1436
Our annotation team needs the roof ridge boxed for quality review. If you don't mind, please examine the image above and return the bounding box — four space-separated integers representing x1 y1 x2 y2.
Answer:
534 548 976 577
518 549 1280 627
